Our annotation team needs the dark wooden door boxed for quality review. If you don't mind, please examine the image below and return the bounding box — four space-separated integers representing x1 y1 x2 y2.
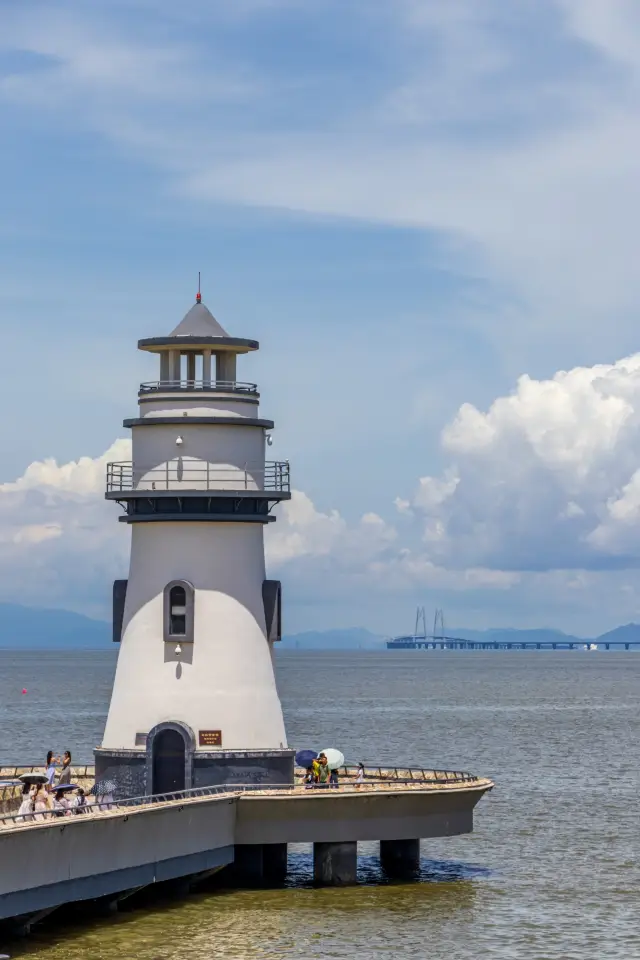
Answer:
152 729 185 795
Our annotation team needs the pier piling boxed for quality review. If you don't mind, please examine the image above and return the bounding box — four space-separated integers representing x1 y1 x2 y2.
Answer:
313 841 358 886
380 839 421 878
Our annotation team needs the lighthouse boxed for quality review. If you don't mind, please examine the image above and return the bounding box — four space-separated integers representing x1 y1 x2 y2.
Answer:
95 294 293 797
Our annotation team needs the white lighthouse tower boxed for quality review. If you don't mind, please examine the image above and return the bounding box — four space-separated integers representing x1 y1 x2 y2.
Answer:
95 293 293 797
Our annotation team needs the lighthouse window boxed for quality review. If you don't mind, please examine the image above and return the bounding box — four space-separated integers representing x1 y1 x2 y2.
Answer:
163 580 195 644
169 586 186 635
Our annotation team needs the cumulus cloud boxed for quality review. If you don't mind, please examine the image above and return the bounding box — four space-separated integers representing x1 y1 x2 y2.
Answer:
0 441 401 615
400 352 640 571
6 348 640 628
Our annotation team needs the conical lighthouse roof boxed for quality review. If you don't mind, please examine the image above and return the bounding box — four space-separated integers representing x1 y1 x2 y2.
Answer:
168 301 230 339
138 297 259 353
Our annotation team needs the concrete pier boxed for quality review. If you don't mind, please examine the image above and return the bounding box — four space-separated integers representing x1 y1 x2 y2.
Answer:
264 842 288 884
227 842 288 887
313 841 358 886
380 838 421 878
0 771 493 933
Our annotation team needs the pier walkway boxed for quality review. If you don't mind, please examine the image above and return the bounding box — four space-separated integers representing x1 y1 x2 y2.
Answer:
0 767 492 932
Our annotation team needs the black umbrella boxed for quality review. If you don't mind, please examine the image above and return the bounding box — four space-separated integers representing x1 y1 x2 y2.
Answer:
54 783 78 793
18 773 48 785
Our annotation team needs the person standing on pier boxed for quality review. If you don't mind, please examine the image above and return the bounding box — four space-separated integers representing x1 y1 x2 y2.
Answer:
16 783 34 821
317 754 331 787
57 751 72 786
33 784 50 820
45 750 57 791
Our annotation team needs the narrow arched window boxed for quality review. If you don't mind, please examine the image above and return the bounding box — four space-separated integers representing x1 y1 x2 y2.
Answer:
169 585 186 635
163 580 194 644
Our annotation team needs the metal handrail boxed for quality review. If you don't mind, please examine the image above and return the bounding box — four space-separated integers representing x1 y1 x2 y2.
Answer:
139 380 258 394
106 460 290 494
0 773 485 827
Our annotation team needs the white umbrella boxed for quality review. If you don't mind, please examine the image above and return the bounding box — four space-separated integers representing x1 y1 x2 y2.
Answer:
320 748 345 770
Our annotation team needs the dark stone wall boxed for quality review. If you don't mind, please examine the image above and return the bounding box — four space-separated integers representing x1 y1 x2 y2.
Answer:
95 750 147 799
193 751 294 787
95 748 294 798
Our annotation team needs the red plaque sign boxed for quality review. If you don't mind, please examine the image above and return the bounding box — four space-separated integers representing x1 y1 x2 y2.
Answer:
199 729 222 747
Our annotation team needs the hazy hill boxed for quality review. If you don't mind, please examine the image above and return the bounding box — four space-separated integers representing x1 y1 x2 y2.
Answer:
595 623 640 644
278 628 383 650
0 604 110 649
0 603 638 650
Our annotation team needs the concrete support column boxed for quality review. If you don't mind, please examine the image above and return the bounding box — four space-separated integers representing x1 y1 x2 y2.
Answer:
186 353 196 383
313 841 357 886
216 352 237 384
160 352 170 382
380 839 421 878
230 843 289 887
202 349 212 386
263 843 288 885
232 844 266 886
168 350 179 382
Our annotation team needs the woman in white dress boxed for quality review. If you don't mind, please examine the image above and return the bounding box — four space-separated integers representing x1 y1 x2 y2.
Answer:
33 785 51 820
16 784 35 821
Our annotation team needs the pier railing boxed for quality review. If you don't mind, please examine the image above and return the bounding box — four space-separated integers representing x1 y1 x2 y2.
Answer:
139 380 258 395
0 765 484 826
1 763 477 784
106 460 291 494
0 772 487 828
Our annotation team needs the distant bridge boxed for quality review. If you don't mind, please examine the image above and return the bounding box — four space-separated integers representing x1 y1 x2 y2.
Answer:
386 636 640 651
385 607 640 651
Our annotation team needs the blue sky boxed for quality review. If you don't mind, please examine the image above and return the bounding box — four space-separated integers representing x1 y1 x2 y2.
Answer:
2 0 640 635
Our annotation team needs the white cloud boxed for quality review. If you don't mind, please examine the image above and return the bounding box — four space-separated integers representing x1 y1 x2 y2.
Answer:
400 351 640 571
3 343 640 632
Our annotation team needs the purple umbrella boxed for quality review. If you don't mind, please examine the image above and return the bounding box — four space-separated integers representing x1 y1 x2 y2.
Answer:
295 750 318 768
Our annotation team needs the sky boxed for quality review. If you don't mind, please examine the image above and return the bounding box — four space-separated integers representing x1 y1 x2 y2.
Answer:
2 0 640 635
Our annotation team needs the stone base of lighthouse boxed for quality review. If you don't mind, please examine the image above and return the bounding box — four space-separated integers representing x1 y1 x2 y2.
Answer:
95 743 294 800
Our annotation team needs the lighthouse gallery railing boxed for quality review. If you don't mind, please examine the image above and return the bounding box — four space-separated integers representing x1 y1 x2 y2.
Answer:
139 379 258 395
106 460 290 493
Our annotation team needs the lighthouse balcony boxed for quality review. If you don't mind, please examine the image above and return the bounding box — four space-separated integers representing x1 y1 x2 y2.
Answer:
139 379 258 396
106 460 290 496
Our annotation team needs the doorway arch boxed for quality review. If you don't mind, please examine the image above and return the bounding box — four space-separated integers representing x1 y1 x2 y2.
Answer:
146 721 195 796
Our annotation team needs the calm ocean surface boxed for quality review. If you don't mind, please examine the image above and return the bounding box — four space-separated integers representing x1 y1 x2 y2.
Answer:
1 649 639 959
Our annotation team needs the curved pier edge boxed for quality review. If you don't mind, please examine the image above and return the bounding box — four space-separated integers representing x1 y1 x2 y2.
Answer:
0 775 493 935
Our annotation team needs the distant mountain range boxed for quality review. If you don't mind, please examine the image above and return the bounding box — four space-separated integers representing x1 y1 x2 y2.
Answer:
0 603 638 650
0 604 110 649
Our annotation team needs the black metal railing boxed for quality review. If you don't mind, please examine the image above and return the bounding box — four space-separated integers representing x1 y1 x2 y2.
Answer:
0 771 486 827
139 380 258 395
106 460 290 494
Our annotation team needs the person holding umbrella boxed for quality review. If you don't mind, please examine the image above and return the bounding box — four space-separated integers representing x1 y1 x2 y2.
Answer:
52 788 70 817
316 753 331 787
16 783 34 821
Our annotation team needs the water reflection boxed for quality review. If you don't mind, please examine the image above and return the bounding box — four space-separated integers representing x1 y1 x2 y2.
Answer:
9 857 480 960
